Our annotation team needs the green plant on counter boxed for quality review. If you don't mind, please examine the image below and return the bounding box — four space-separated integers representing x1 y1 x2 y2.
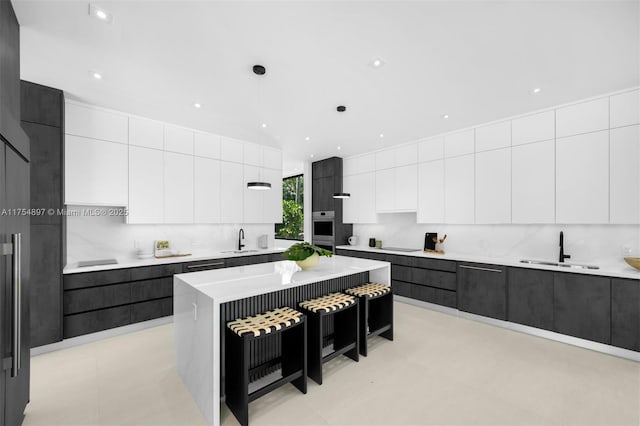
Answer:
282 242 333 261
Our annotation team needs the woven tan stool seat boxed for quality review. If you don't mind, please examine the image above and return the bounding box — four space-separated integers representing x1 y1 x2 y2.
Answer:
345 282 391 298
299 292 357 314
227 306 303 338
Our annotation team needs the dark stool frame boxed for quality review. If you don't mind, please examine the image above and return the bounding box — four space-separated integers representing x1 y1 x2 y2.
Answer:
225 317 307 426
356 290 394 356
299 299 359 385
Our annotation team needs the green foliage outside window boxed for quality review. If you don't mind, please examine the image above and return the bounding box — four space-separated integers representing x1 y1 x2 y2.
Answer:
275 174 304 240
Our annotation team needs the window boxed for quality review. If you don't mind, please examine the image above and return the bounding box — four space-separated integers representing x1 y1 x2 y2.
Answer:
275 174 304 240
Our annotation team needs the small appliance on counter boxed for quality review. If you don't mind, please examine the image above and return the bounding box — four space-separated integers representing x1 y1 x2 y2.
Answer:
424 233 447 255
154 240 192 259
348 236 358 245
258 234 269 249
369 238 376 247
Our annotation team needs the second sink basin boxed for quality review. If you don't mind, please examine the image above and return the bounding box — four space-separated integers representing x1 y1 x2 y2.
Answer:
520 259 599 270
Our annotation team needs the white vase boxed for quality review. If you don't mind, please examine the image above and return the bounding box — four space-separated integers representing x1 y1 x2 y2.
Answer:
296 252 320 270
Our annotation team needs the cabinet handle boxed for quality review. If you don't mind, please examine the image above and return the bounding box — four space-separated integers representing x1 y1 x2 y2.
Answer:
12 233 21 377
459 264 502 273
186 261 225 269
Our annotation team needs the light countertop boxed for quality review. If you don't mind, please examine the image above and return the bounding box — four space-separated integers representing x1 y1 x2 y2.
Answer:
63 247 287 274
336 245 640 280
174 255 391 303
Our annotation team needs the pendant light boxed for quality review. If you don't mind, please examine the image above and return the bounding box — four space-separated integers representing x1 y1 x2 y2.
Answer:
248 64 271 191
332 105 350 199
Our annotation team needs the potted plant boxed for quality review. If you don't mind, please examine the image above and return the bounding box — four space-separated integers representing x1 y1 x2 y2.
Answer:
283 242 333 270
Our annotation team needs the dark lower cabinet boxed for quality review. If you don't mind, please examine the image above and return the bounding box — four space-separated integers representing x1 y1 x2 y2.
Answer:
507 268 554 331
64 283 131 315
457 263 507 320
63 306 131 339
131 298 172 323
611 278 639 351
131 278 172 302
391 280 412 297
554 273 611 344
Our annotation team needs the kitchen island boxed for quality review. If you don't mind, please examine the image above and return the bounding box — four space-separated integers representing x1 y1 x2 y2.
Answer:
173 255 391 426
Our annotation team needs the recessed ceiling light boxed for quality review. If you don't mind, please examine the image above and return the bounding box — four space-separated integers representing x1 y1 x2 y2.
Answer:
379 133 384 138
90 71 103 80
442 114 449 119
305 136 310 141
261 123 267 128
193 103 201 109
310 154 314 158
89 4 113 23
532 87 542 94
337 146 341 150
369 57 386 69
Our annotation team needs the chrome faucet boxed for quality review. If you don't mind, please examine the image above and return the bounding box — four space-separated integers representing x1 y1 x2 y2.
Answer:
238 228 245 251
559 231 571 263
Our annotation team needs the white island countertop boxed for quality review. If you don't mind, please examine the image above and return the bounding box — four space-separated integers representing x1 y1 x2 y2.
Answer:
336 245 640 280
175 255 391 304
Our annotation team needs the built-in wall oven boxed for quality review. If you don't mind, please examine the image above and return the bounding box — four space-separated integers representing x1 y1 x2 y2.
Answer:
312 211 335 251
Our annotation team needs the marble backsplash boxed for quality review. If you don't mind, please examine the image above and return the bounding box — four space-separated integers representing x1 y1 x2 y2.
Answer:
352 213 640 266
65 207 276 265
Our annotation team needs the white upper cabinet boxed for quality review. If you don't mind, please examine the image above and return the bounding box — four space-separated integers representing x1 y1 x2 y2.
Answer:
219 161 244 223
128 146 163 224
343 172 376 223
66 103 128 144
511 111 554 146
610 89 640 129
395 164 418 211
164 125 194 155
512 140 555 223
375 149 395 170
163 152 194 223
221 137 244 163
194 157 221 223
444 154 475 224
556 98 609 138
444 130 474 158
610 125 640 224
243 165 263 223
556 130 609 223
64 135 128 206
129 116 163 149
475 148 511 223
417 160 444 223
263 147 283 170
243 143 262 167
475 121 511 152
194 132 221 159
395 143 418 166
418 136 444 162
344 153 375 176
375 168 395 212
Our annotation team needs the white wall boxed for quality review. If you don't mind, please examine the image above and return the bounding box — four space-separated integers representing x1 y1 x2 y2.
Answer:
66 207 275 265
352 213 640 267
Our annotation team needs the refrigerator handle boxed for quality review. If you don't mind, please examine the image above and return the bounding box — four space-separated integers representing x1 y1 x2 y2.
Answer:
11 233 21 377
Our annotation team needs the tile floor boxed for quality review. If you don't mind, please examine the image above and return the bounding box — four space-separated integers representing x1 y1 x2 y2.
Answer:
24 302 639 425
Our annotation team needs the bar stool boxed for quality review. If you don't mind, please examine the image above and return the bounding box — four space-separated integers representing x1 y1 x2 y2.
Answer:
298 292 359 385
225 306 307 426
345 282 393 356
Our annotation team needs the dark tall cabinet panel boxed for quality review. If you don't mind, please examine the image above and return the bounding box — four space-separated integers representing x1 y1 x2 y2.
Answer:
457 263 507 320
611 278 639 351
554 273 610 344
20 81 64 347
507 268 554 331
311 157 352 247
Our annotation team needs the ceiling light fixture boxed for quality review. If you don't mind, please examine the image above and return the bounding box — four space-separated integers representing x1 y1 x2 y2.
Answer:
193 103 201 109
333 192 351 199
310 154 314 158
337 146 341 150
532 87 542 94
305 136 310 141
247 64 271 191
442 114 449 119
379 133 384 138
337 105 346 112
90 71 103 80
88 4 113 23
369 57 386 69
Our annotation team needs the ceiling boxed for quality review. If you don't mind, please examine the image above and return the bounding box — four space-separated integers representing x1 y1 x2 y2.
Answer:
13 0 640 175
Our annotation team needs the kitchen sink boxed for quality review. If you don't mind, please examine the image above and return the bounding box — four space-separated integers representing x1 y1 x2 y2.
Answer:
520 259 599 270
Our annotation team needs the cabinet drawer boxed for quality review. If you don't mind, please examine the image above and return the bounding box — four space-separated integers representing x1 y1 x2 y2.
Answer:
63 305 131 338
413 257 457 272
391 265 456 290
64 269 131 290
131 278 173 303
391 280 412 297
130 264 183 281
182 259 226 272
411 284 457 308
131 297 173 323
64 283 131 315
